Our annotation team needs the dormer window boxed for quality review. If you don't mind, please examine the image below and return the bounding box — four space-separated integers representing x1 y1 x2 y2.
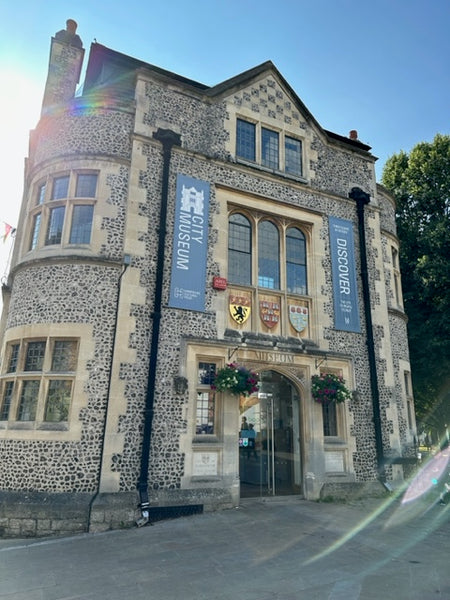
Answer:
236 118 302 177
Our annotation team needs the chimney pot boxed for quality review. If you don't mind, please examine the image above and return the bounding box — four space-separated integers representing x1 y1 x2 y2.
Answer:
66 19 78 33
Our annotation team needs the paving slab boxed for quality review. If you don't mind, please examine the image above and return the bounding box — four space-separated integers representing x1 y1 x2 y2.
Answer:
0 496 448 600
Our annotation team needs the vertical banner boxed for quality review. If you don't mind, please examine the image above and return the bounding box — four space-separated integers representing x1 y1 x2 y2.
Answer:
169 174 210 311
329 216 361 332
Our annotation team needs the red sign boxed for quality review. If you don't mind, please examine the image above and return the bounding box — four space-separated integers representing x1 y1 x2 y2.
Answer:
212 276 227 290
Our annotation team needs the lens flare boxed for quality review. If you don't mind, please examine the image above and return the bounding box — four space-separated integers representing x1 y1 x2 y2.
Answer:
401 448 450 504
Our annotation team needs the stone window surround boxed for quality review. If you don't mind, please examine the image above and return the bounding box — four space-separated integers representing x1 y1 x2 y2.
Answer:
214 186 323 342
390 244 403 309
235 115 306 181
227 207 311 339
0 336 78 426
383 232 404 311
27 169 98 252
228 208 310 295
319 368 346 441
193 358 222 443
0 324 93 441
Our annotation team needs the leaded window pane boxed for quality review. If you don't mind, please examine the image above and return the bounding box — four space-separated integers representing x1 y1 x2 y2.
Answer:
37 183 46 205
196 391 215 434
51 341 77 372
51 176 69 200
323 401 337 436
285 137 302 176
236 119 256 161
46 206 65 245
0 381 14 420
261 128 279 170
198 362 216 385
8 344 20 372
70 205 94 244
228 213 251 285
258 221 279 289
75 174 97 198
17 380 40 421
44 380 72 422
24 341 46 371
30 213 41 250
286 227 307 294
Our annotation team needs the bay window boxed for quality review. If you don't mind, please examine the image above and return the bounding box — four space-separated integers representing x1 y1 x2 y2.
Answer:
0 338 78 425
28 171 97 251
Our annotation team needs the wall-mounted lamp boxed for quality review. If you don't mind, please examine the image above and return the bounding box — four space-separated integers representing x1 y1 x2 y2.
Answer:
228 335 247 360
315 355 327 369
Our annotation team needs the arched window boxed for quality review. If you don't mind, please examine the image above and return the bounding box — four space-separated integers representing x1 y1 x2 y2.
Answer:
286 227 307 295
258 221 280 289
228 213 251 285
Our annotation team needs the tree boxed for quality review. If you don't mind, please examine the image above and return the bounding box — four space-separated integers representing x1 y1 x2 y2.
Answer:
381 134 450 441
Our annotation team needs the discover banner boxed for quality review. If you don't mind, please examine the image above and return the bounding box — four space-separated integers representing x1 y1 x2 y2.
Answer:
329 216 361 332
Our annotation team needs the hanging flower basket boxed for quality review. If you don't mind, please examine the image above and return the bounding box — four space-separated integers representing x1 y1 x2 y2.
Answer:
211 363 259 397
311 373 352 404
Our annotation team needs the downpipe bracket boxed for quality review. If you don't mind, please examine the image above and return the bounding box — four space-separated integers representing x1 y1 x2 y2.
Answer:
136 500 152 527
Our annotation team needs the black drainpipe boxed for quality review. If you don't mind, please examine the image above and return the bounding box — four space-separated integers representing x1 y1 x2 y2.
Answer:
349 187 385 480
137 128 181 525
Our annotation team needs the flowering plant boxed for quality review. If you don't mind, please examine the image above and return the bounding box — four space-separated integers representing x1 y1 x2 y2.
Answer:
311 373 352 404
211 363 259 396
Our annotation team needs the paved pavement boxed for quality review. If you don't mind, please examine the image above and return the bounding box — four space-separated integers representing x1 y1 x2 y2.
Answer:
0 494 448 600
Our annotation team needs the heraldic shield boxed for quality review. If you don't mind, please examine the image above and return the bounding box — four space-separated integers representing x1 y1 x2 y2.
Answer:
229 295 251 324
289 304 308 332
259 300 280 329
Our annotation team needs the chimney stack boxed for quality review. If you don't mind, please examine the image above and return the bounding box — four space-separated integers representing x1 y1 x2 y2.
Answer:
41 20 85 116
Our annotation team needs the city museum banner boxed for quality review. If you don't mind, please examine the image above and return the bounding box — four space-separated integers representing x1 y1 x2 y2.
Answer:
169 174 210 312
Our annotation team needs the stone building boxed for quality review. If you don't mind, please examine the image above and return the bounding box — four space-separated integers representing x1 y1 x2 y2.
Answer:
0 21 417 537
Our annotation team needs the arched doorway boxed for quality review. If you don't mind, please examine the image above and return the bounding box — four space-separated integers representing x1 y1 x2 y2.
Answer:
239 370 302 497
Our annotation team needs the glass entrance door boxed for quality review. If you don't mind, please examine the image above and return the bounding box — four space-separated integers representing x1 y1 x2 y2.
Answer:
239 371 301 497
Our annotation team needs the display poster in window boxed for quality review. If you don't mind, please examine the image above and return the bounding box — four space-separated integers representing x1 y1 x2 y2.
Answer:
329 216 361 333
169 174 210 311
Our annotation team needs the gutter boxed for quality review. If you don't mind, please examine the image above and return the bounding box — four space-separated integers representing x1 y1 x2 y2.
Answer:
349 187 385 480
137 128 181 525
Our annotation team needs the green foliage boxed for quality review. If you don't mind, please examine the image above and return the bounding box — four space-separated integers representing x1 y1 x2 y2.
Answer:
382 134 450 435
311 373 352 404
211 363 259 396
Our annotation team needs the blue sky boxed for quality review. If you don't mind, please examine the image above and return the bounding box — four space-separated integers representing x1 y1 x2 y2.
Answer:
0 0 449 284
